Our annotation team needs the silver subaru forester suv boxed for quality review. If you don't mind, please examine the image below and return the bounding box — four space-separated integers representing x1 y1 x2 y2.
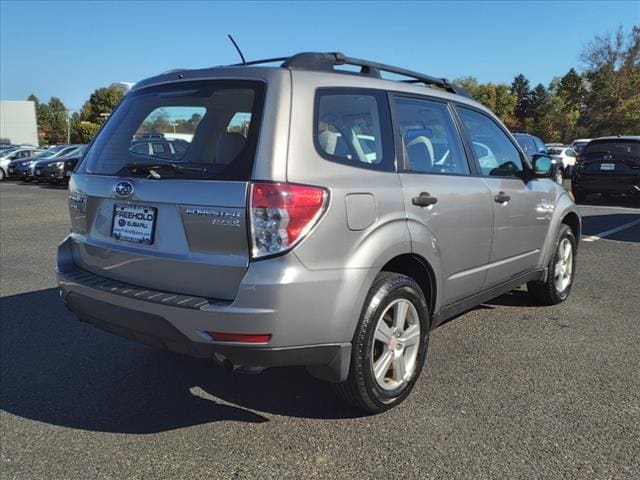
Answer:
57 52 580 412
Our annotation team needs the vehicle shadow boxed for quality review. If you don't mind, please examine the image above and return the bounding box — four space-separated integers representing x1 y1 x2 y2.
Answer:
0 288 362 434
37 183 67 190
578 193 640 208
581 213 640 243
482 289 541 308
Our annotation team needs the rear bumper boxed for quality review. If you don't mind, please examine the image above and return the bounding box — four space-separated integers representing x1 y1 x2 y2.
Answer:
572 172 640 194
56 236 373 381
63 291 349 380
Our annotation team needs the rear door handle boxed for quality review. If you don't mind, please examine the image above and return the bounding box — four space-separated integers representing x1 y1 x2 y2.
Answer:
494 191 511 203
412 192 438 207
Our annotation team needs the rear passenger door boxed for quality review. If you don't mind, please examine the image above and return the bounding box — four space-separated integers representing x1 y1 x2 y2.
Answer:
456 106 555 287
392 95 494 305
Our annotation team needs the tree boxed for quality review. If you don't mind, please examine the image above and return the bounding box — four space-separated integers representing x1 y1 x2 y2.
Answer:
82 86 125 123
46 97 68 144
510 74 532 124
525 84 560 141
28 95 68 145
557 68 586 110
72 120 101 144
455 77 518 129
580 25 640 136
27 94 49 146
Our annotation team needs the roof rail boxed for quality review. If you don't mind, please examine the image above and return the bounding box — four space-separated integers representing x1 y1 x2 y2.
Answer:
226 52 472 98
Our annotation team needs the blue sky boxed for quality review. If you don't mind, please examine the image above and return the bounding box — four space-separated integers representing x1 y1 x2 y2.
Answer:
1 1 638 112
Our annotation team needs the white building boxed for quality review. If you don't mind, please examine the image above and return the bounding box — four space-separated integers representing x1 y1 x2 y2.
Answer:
0 101 39 146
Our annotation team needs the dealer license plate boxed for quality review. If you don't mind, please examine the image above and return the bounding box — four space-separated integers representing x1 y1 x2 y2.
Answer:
112 204 157 245
600 163 615 171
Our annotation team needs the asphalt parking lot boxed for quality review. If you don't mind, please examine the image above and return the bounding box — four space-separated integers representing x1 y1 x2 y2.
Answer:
1 181 639 480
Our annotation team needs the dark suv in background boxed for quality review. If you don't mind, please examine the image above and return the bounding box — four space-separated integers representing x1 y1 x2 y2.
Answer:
513 133 563 183
571 136 640 203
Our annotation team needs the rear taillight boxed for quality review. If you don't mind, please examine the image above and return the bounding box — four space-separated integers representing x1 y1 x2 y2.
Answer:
250 182 328 259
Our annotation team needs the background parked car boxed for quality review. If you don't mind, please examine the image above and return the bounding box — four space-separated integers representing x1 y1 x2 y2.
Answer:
571 136 640 203
7 145 73 180
513 133 563 183
6 149 53 179
513 133 547 156
30 145 85 182
0 147 43 180
39 146 87 185
547 146 579 176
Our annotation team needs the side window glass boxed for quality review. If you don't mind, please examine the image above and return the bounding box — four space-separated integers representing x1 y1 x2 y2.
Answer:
394 97 469 175
567 149 576 157
458 108 524 177
314 89 394 170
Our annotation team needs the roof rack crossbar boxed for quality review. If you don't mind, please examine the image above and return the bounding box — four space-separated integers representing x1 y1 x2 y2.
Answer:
282 52 469 97
222 52 472 98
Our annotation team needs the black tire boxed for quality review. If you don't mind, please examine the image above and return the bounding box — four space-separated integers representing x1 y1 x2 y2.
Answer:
0 169 5 181
332 272 430 413
527 224 577 305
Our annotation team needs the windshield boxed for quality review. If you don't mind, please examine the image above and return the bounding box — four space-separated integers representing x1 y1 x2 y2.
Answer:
583 140 640 159
78 80 265 180
60 146 86 158
39 145 68 158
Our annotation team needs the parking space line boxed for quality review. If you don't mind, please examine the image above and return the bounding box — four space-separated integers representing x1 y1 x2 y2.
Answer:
582 218 640 242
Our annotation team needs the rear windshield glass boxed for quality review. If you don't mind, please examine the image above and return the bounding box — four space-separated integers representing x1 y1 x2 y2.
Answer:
78 80 265 180
583 140 640 159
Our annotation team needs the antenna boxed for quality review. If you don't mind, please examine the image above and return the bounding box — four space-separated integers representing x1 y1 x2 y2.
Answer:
227 34 246 65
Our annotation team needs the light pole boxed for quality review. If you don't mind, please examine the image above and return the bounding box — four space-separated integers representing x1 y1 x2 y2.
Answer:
66 111 71 144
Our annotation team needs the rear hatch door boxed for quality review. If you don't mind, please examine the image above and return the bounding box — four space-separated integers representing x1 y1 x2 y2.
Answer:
580 139 640 176
69 80 266 300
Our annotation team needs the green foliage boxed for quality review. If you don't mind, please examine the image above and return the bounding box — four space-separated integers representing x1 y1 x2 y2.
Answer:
72 121 101 144
510 74 532 125
27 93 69 145
81 86 125 123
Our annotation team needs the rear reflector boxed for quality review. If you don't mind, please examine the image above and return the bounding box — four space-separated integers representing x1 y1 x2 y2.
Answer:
207 331 272 343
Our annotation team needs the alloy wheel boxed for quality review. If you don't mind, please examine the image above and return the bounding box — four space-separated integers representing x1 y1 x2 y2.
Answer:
371 299 421 391
554 238 573 293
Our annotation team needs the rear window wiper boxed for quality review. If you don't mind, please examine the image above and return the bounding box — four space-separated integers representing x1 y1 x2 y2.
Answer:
125 161 206 178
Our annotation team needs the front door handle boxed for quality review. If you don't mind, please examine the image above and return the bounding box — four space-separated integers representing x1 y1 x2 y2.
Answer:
494 191 511 203
412 192 438 207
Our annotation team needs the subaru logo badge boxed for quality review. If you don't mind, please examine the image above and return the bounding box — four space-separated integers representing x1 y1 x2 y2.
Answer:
115 181 134 197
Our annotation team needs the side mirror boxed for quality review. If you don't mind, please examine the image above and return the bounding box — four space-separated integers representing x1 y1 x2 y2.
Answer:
531 154 555 178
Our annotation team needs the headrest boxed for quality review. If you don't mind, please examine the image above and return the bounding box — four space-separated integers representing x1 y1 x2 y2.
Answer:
216 132 246 164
